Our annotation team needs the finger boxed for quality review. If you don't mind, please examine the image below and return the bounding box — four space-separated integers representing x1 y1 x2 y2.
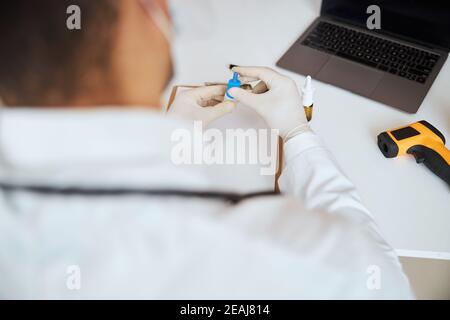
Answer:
204 100 236 121
212 94 225 101
200 97 224 107
252 81 269 94
231 66 282 88
238 76 260 84
227 87 261 108
201 95 228 107
204 82 227 86
189 85 227 102
198 93 226 106
240 84 253 91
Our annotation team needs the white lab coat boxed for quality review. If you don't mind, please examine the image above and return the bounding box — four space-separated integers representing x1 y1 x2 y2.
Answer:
0 107 413 299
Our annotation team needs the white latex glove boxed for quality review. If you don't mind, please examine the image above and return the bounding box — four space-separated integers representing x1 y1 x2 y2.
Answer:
168 85 236 126
228 66 309 140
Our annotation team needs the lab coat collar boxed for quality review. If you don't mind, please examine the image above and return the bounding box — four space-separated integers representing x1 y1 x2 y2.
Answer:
0 107 210 189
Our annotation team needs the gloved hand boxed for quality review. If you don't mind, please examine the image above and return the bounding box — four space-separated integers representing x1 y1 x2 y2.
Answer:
168 85 236 126
228 66 309 140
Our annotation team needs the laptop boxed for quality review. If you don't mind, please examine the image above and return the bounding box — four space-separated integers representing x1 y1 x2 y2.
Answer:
276 1 450 113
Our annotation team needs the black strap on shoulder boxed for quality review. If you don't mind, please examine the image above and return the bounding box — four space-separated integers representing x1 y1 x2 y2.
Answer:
0 182 279 205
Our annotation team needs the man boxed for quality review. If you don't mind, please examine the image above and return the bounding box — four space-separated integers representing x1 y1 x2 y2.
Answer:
0 0 412 299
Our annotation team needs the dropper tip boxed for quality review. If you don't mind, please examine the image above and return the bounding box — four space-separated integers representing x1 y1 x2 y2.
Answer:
305 75 312 87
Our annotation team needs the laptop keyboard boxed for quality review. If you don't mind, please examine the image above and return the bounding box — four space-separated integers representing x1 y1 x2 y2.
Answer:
302 21 440 84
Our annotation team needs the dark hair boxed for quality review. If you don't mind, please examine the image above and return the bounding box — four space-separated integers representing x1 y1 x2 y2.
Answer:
0 0 119 106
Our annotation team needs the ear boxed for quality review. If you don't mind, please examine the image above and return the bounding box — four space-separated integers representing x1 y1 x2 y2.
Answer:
155 0 170 17
139 0 170 17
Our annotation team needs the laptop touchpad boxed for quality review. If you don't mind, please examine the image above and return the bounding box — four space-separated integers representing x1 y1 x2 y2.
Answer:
316 56 383 96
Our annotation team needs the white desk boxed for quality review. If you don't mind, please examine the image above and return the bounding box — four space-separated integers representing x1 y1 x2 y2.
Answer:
169 0 450 259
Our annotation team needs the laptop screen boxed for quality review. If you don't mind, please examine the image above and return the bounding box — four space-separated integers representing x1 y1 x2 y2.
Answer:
321 0 450 51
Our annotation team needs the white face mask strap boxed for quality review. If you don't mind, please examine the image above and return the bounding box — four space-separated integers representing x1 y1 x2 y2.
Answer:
139 0 174 42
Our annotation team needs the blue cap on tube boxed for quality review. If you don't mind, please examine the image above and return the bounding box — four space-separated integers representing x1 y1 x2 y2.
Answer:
225 72 241 99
